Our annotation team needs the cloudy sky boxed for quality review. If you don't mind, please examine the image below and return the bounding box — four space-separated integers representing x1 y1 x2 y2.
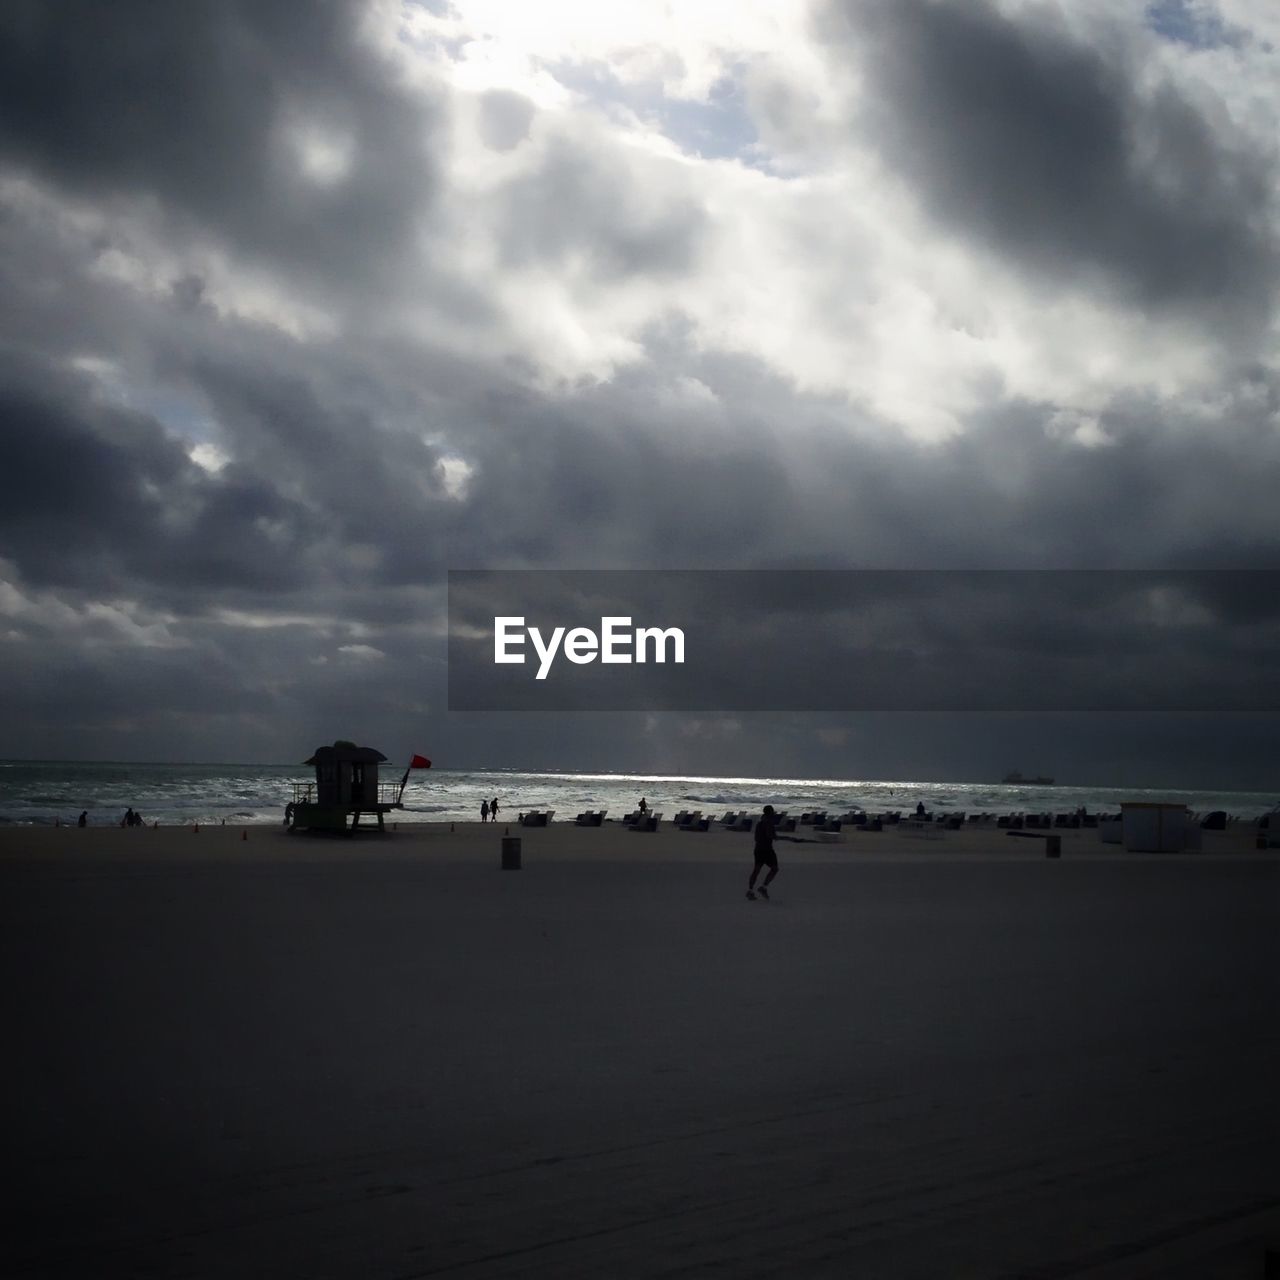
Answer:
1 0 1278 785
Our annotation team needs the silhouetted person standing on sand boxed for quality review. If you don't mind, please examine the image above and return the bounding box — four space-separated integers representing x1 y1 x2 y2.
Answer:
490 797 499 821
481 799 490 823
78 811 87 828
638 796 648 814
747 805 778 901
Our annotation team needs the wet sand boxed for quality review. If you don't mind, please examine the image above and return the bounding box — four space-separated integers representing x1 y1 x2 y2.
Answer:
2 821 1276 1277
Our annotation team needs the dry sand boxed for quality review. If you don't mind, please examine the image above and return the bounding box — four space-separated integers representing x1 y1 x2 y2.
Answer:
2 821 1276 1277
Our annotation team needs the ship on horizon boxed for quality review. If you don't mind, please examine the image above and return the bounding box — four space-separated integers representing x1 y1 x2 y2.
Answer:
1002 770 1055 786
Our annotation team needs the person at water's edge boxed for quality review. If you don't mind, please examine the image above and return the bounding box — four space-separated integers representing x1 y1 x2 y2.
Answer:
747 805 778 900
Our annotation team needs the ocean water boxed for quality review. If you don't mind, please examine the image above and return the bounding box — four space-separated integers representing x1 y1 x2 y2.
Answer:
0 760 1274 827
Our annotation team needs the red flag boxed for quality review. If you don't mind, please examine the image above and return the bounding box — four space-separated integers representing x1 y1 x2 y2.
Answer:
410 754 432 769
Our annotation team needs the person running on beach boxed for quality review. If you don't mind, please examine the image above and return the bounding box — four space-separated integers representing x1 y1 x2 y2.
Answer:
747 804 779 900
481 799 490 823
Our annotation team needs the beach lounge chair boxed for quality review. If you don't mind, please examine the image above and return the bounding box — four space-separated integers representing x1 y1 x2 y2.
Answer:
521 810 555 828
574 810 606 827
628 812 662 832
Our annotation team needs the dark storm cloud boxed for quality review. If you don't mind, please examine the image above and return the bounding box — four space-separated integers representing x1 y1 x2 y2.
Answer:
439 352 1280 575
173 326 1280 587
820 0 1278 326
0 0 442 290
182 346 465 589
0 348 327 594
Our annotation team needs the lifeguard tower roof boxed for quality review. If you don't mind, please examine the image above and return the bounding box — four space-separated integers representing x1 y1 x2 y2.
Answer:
304 742 387 765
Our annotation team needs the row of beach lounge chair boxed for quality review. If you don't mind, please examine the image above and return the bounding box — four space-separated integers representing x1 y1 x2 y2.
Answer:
523 805 1256 839
530 807 857 832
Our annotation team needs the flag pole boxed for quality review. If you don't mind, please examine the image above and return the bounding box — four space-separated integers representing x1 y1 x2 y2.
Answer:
398 754 431 805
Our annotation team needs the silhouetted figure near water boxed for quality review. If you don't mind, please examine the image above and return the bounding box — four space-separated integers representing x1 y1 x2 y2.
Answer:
747 805 779 901
481 799 490 823
490 797 499 821
638 797 648 814
916 801 925 817
78 811 87 828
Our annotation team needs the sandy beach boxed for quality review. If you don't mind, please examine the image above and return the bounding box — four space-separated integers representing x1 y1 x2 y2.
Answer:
3 821 1276 1278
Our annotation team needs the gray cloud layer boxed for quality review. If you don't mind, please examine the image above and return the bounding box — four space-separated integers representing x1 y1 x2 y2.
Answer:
0 0 1276 783
0 0 441 294
822 0 1278 330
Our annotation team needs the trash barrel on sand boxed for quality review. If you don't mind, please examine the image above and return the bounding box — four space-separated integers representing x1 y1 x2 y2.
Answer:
501 836 522 870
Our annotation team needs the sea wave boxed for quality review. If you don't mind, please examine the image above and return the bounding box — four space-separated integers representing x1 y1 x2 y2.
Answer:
0 763 1273 826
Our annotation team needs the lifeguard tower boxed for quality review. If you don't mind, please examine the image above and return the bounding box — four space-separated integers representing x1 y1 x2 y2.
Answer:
287 740 405 834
